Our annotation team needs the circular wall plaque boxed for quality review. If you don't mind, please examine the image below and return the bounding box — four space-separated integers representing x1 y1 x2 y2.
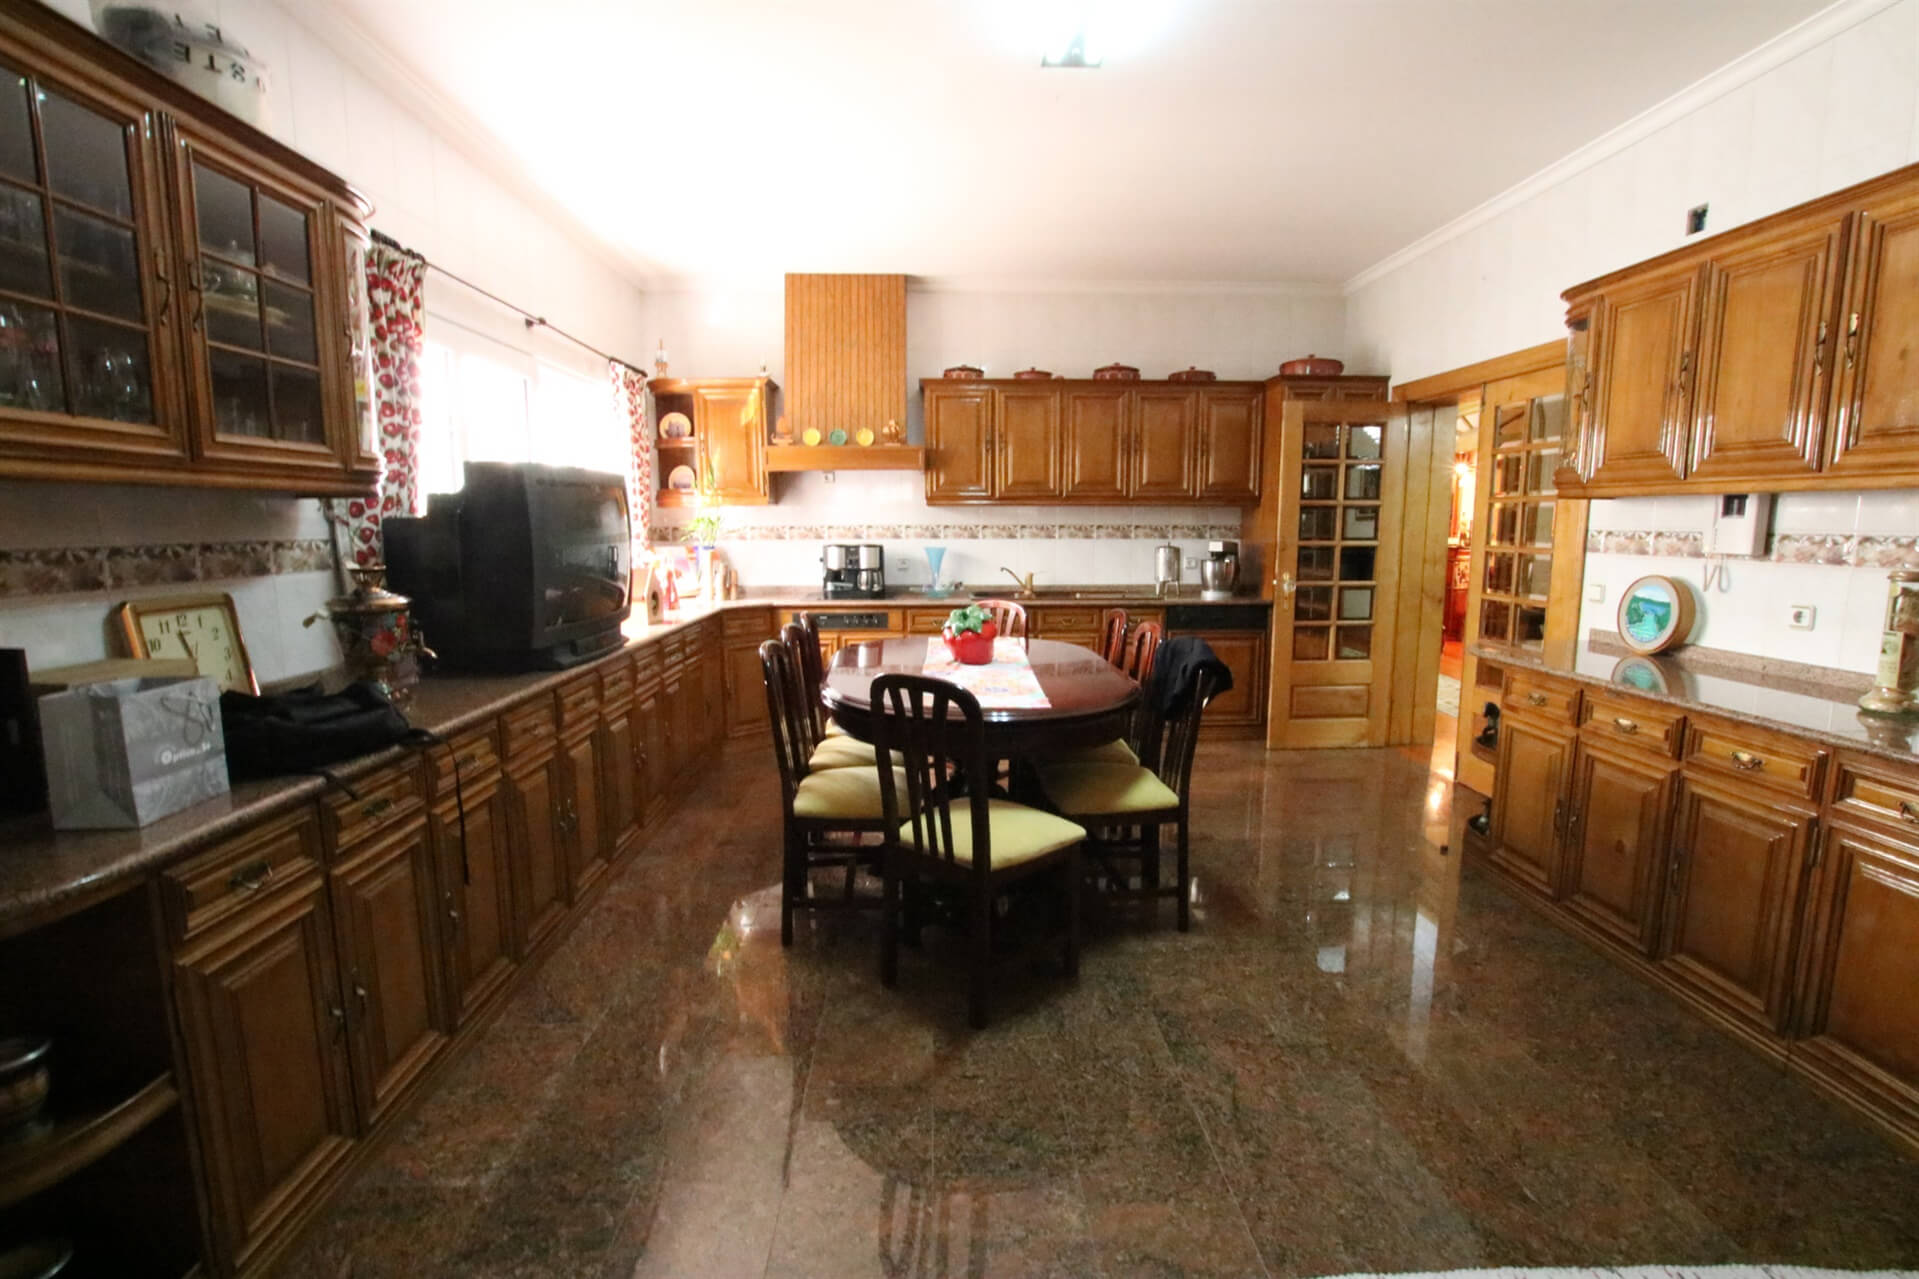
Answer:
1617 574 1696 654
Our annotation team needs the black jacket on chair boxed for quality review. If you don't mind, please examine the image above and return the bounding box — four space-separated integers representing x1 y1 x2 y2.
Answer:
1147 636 1234 715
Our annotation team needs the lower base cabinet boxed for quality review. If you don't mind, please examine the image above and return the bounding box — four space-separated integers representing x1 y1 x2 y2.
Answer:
329 812 451 1127
173 875 357 1272
1167 628 1268 731
1488 714 1574 897
432 774 516 1023
1659 772 1813 1035
1561 740 1676 953
561 730 607 902
506 750 569 954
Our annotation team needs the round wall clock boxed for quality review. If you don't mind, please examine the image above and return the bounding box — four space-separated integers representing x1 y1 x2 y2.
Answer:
1617 575 1696 655
114 591 258 694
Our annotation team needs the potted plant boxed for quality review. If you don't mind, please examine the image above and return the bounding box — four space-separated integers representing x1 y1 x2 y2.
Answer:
942 603 997 665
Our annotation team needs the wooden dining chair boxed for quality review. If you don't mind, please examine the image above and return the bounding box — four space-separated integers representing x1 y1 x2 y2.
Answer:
782 622 889 771
1098 608 1129 666
1036 661 1222 931
974 599 1029 650
1057 620 1163 766
760 640 905 945
797 612 850 739
869 674 1085 1027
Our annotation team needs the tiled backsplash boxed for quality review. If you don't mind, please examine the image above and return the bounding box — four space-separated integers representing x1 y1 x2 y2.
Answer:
0 481 344 683
650 471 1245 588
1579 490 1919 677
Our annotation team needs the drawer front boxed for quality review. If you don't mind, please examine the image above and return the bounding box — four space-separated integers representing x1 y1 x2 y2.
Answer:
557 676 600 734
1684 720 1824 800
1580 691 1684 756
1503 671 1580 724
1829 755 1919 835
662 633 688 669
722 607 773 640
1034 607 1102 634
599 662 634 710
502 698 558 758
324 760 427 851
164 807 325 941
905 609 949 635
633 643 664 689
428 725 500 799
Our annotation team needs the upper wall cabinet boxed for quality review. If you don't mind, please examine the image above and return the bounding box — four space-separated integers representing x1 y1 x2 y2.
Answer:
1560 160 1919 497
921 378 1264 506
0 5 374 495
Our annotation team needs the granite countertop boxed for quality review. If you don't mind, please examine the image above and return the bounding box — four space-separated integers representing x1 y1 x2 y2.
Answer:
1469 633 1918 765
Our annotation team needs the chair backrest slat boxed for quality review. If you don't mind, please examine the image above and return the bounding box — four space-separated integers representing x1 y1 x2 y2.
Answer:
1153 664 1221 806
1099 608 1129 666
759 639 813 811
973 599 1028 650
869 674 993 877
789 615 829 742
1121 621 1163 682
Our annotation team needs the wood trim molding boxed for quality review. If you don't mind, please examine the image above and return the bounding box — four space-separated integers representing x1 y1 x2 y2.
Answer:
1394 339 1566 402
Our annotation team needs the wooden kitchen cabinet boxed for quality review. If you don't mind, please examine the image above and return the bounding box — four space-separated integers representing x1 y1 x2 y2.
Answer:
725 636 771 736
1131 387 1197 499
995 386 1060 499
1794 820 1919 1131
1488 712 1575 899
431 771 516 1024
0 4 375 494
173 874 357 1271
1828 187 1919 481
328 811 449 1128
1659 771 1815 1035
560 730 607 902
600 703 641 862
1576 265 1698 490
1061 387 1129 501
1561 739 1676 953
924 383 994 501
1686 215 1847 487
1170 628 1266 730
504 745 568 954
650 377 773 507
1195 386 1262 503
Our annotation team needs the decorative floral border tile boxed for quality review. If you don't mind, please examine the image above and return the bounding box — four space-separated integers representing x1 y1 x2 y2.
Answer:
1583 528 1917 569
0 538 338 600
648 518 1246 544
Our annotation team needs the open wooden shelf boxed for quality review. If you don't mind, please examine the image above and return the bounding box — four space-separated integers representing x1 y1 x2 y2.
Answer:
0 1073 179 1209
765 444 925 472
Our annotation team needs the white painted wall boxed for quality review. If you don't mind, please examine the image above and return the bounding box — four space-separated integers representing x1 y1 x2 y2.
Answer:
1343 0 1919 384
0 0 649 682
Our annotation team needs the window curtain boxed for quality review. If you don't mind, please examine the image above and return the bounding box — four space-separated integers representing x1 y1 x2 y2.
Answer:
344 242 429 567
613 362 652 549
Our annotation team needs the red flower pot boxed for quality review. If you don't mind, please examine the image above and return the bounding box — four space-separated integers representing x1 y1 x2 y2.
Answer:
942 621 997 665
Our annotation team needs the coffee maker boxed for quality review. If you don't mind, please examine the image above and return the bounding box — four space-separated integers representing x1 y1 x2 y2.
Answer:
1199 540 1240 600
822 543 886 599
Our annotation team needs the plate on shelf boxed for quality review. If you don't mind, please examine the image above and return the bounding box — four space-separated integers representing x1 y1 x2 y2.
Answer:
827 428 849 446
660 411 692 441
801 427 823 446
855 426 876 446
666 464 696 493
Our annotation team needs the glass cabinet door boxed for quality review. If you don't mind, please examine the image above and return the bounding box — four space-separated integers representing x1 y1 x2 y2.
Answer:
176 131 340 465
0 58 184 459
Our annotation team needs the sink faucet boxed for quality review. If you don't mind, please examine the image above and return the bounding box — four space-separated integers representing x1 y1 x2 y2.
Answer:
1000 567 1037 599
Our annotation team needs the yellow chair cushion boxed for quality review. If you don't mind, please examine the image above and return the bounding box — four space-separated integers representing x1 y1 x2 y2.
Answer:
1055 737 1138 765
824 719 849 738
808 736 901 770
896 799 1085 870
793 766 908 821
1038 763 1179 817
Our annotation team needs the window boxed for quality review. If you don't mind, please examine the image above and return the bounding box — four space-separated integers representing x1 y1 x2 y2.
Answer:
418 309 621 494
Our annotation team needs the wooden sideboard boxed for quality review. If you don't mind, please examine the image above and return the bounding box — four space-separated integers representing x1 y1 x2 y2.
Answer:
1559 158 1919 497
1477 661 1919 1155
0 607 770 1278
0 4 376 496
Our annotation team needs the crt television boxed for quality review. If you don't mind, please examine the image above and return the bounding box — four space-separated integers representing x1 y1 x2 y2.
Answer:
386 461 632 671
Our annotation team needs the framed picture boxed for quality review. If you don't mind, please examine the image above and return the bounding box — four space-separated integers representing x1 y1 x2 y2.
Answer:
1616 575 1696 656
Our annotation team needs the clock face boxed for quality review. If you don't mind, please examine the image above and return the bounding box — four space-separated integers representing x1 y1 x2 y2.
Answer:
136 604 252 693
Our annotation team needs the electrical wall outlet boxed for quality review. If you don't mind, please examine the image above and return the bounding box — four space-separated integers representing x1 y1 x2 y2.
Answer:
1183 556 1198 570
1588 583 1606 603
1788 604 1816 630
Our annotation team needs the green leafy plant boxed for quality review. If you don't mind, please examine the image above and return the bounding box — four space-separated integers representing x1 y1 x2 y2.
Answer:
945 603 990 635
682 513 724 546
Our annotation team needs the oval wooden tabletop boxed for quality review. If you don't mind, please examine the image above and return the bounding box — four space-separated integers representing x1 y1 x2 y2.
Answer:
822 637 1139 755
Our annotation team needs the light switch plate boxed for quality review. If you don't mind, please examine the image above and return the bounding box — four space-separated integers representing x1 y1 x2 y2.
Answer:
1588 583 1606 603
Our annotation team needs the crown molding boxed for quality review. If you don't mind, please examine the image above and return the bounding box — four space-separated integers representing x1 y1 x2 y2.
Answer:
281 0 663 292
1341 0 1904 295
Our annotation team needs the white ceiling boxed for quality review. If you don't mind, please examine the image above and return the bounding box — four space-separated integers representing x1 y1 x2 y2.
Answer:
323 0 1835 287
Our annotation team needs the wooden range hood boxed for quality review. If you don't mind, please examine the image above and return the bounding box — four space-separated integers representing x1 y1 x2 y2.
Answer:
775 273 924 471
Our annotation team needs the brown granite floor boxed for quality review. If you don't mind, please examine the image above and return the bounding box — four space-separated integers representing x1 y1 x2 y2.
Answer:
279 740 1919 1279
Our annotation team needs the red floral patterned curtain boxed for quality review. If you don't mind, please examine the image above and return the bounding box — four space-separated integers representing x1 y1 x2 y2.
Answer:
612 362 651 549
345 242 428 566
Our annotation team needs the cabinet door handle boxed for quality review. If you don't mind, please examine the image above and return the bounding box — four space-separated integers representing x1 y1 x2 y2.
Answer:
1844 310 1860 371
1553 798 1566 834
186 258 205 333
153 247 171 325
458 753 481 772
1612 717 1639 735
1527 692 1549 707
1728 749 1765 771
446 906 461 930
1899 800 1918 825
353 981 369 1010
329 1005 347 1040
361 796 392 820
228 858 272 893
1674 349 1692 399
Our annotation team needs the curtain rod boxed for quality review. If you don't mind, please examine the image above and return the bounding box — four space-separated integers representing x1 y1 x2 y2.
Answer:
370 229 649 379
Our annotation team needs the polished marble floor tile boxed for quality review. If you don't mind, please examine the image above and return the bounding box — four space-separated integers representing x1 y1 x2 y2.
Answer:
279 741 1919 1279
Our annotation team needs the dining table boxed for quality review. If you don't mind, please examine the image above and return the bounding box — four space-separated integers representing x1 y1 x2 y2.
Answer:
821 636 1140 759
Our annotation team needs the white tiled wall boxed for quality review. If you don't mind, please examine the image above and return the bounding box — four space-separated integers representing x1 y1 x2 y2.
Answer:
1344 0 1919 384
1579 491 1910 676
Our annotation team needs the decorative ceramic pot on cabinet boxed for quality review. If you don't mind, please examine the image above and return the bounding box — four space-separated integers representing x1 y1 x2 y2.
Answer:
942 365 984 379
1013 368 1055 380
1092 363 1140 381
308 566 430 704
1278 354 1344 376
1168 366 1217 382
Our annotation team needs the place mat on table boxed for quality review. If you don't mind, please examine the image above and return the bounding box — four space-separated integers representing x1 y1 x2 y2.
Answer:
921 638 1052 709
